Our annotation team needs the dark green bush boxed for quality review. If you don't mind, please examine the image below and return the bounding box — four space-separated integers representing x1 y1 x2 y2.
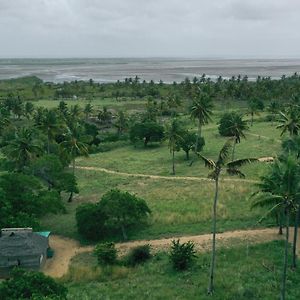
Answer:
169 239 196 270
125 245 151 266
94 242 117 265
75 203 107 241
0 268 67 300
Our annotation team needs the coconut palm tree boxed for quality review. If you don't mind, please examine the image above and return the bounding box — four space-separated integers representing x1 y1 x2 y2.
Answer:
60 123 89 201
190 93 213 152
165 119 183 175
114 110 128 136
198 139 257 295
277 110 300 136
3 127 42 171
252 156 299 300
83 103 93 120
37 109 63 154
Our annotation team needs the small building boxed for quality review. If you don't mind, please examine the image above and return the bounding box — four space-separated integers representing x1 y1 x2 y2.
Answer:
0 228 50 278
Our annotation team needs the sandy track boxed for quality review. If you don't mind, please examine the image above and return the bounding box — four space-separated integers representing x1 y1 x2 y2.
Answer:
76 166 260 184
42 227 300 278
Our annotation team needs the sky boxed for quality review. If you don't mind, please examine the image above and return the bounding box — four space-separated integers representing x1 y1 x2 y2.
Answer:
0 0 300 58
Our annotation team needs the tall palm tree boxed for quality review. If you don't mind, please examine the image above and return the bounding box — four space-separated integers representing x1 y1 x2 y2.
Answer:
165 119 183 175
37 109 63 154
114 110 128 136
198 139 257 295
60 123 89 201
267 101 280 125
277 110 300 136
252 156 299 300
84 103 93 120
190 93 213 152
227 113 248 161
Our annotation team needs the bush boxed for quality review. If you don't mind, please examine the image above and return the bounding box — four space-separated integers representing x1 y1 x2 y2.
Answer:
0 268 67 300
94 242 117 265
169 240 196 270
76 203 107 241
125 245 151 266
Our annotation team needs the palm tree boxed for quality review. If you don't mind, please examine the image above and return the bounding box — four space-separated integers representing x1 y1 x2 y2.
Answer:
60 123 89 202
247 98 264 126
84 103 93 120
267 101 280 125
37 109 63 154
198 139 257 295
252 156 299 300
190 93 213 152
165 119 183 175
3 127 42 171
277 110 300 136
114 110 128 136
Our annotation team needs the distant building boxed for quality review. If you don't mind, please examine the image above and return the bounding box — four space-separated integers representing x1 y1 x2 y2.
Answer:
0 228 50 278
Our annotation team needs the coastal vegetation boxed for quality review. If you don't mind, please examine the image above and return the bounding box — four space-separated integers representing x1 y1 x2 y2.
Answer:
1 73 300 299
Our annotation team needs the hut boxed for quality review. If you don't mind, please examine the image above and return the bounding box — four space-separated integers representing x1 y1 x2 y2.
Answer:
0 228 50 277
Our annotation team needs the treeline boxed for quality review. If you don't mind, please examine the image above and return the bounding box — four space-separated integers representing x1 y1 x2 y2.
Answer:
1 73 300 103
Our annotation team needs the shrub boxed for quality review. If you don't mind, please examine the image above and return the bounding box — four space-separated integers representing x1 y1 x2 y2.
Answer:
76 203 107 241
0 268 67 300
169 240 196 270
94 242 117 266
125 245 151 266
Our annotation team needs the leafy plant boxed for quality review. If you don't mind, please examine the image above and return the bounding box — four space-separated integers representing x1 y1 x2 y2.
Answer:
94 242 117 266
169 239 196 271
125 245 151 266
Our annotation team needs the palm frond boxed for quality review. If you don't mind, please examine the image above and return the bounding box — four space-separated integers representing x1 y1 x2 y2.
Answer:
198 153 215 169
217 139 233 165
226 168 245 178
227 158 258 168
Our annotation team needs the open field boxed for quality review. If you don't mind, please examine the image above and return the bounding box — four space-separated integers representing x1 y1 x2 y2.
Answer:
63 240 300 300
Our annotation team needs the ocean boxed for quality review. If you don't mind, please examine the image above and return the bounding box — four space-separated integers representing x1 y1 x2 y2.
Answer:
0 58 300 83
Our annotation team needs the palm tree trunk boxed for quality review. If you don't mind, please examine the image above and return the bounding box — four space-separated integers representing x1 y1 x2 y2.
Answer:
208 177 219 295
121 224 128 240
172 149 175 175
280 210 290 300
231 140 236 161
195 119 202 152
292 206 300 269
68 158 76 203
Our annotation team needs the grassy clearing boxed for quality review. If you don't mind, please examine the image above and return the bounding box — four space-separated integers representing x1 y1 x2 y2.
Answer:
41 169 270 242
77 119 280 179
64 241 300 300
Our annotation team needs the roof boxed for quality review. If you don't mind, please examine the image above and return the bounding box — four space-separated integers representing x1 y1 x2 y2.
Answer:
36 231 51 238
0 231 48 257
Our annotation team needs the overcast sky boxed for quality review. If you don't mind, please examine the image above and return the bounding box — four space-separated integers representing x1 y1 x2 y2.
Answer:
0 0 300 58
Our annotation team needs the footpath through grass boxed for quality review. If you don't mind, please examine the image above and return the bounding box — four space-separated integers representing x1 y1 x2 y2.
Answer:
64 240 300 300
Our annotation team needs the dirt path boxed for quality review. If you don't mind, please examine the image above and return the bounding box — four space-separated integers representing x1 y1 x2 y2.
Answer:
76 166 260 184
43 227 300 278
247 132 281 143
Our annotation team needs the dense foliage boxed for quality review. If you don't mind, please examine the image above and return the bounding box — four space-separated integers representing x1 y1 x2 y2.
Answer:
0 269 67 300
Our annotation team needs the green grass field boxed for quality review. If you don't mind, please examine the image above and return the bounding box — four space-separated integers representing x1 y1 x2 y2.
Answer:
63 241 300 300
41 111 284 242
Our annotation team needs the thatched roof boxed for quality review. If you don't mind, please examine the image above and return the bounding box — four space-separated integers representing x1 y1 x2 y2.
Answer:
0 231 48 257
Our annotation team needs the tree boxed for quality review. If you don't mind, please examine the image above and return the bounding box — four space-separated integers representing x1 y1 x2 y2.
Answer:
252 156 298 300
247 98 264 126
2 127 42 171
190 93 213 151
218 112 248 160
36 109 63 154
0 268 67 300
267 101 280 124
277 110 300 136
198 140 256 295
114 110 128 136
165 119 182 175
177 131 205 160
76 203 107 240
60 123 89 201
24 102 35 119
129 121 164 147
84 102 93 120
99 189 151 240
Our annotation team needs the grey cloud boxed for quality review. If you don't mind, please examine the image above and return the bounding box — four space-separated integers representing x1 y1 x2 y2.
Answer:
0 0 299 57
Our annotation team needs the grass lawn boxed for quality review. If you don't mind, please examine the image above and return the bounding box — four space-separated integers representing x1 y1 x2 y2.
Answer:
64 240 300 300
